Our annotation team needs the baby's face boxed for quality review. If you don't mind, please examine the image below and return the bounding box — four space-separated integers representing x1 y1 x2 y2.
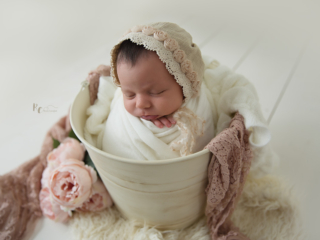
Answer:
117 51 184 121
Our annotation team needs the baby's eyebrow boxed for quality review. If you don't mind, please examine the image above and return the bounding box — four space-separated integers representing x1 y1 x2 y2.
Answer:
122 91 134 95
120 86 132 91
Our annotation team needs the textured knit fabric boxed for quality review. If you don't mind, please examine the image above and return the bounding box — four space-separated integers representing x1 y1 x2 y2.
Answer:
202 56 277 178
87 65 111 105
204 112 252 240
0 113 71 240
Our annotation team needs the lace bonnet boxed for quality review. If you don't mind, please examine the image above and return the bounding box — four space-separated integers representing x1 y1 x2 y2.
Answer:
110 22 205 102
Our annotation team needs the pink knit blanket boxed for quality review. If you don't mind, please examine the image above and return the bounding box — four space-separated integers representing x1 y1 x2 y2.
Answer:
205 112 253 240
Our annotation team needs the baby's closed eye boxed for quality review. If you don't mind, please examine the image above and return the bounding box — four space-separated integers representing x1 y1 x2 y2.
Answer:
149 89 167 95
124 93 135 98
122 90 135 98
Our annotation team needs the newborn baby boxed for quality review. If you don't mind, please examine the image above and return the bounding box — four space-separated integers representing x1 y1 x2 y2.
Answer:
84 22 271 163
101 23 215 160
83 22 214 160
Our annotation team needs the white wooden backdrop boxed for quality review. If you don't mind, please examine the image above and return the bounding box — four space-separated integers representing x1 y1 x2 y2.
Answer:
0 0 319 239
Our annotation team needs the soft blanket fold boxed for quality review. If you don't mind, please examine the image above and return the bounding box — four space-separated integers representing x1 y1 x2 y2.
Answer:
204 112 252 240
0 112 72 240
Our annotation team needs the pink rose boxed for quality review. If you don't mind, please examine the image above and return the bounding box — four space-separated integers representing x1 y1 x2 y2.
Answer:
173 49 186 63
192 80 200 92
39 187 70 222
153 30 168 41
131 25 143 32
164 38 179 51
77 179 113 212
41 167 52 189
186 71 198 82
47 137 86 169
142 26 156 36
186 71 200 95
49 159 97 211
181 59 193 73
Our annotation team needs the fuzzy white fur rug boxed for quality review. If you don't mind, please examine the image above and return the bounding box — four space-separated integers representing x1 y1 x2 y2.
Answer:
70 173 305 240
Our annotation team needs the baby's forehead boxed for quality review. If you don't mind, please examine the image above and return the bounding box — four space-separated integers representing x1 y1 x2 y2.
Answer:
120 77 169 90
117 54 178 90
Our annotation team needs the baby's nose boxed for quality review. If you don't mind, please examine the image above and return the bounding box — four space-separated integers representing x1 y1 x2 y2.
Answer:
136 95 151 109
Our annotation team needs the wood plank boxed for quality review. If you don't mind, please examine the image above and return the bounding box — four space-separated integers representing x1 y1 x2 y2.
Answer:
180 16 226 48
200 25 260 69
235 31 309 121
269 36 320 239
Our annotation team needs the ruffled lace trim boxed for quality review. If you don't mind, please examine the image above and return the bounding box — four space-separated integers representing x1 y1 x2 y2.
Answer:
110 25 201 102
170 107 205 156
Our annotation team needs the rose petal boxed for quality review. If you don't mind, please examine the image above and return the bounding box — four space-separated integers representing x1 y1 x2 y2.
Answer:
186 71 197 82
85 165 98 184
131 25 143 32
41 167 52 189
154 30 168 41
77 180 113 212
39 188 70 222
46 137 86 170
173 49 186 63
142 26 156 35
164 38 179 51
49 159 95 210
181 59 193 73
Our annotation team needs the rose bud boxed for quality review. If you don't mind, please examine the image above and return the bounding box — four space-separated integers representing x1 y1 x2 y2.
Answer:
47 137 86 170
77 179 113 212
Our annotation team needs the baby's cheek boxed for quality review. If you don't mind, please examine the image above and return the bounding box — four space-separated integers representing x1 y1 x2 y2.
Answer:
158 97 178 115
123 98 135 116
171 96 183 113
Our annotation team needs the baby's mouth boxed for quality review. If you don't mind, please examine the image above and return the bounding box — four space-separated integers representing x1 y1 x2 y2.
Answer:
140 115 159 120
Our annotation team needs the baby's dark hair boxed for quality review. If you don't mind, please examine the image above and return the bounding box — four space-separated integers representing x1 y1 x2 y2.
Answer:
116 39 151 66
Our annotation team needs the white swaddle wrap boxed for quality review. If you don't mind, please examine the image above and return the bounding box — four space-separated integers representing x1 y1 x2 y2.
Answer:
102 83 214 160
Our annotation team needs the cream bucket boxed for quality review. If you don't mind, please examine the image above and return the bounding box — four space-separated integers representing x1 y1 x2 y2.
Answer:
70 84 212 230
